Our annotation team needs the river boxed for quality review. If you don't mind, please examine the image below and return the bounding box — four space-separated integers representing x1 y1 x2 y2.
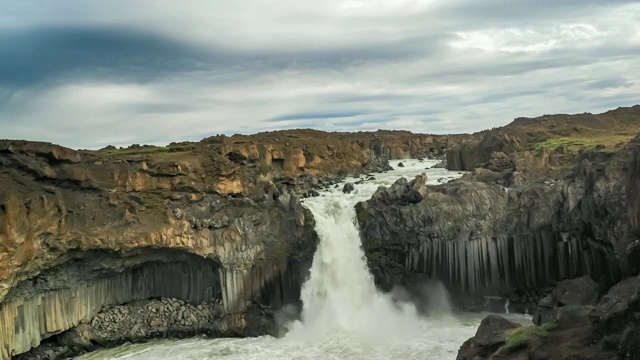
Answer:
78 159 530 360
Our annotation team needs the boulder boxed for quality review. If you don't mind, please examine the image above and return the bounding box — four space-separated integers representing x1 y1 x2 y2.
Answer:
457 315 521 360
556 305 594 329
592 274 640 325
57 324 101 349
533 276 599 326
433 160 446 168
342 183 355 194
483 151 513 172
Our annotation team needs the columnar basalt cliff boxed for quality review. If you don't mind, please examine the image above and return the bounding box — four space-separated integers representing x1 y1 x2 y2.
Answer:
0 129 453 359
353 106 640 359
356 164 624 308
0 143 317 359
357 107 640 311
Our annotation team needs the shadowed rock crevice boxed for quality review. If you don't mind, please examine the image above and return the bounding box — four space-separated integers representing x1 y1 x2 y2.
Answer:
1 247 311 359
0 250 223 358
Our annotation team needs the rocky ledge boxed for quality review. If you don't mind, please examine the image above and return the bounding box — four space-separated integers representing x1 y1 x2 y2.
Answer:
0 129 453 359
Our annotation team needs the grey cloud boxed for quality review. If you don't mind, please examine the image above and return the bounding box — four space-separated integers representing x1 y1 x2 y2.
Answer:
271 111 366 122
0 1 638 148
432 0 640 27
0 25 445 92
0 27 214 88
583 79 635 90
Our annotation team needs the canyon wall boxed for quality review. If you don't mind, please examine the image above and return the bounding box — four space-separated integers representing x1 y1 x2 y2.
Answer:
0 128 454 358
357 134 640 309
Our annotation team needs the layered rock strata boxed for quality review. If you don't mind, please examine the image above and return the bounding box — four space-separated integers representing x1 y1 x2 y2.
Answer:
0 136 328 358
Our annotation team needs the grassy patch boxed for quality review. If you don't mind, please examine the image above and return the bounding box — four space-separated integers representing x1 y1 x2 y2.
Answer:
525 134 634 170
495 321 600 359
530 134 633 154
102 146 171 156
500 323 558 354
100 146 191 158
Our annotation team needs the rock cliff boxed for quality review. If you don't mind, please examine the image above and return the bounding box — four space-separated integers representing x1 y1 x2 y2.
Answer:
0 129 451 359
352 106 640 359
357 119 640 311
446 105 640 173
0 141 317 359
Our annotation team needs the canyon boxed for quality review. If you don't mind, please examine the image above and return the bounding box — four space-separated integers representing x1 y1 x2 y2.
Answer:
0 130 452 359
1 105 640 359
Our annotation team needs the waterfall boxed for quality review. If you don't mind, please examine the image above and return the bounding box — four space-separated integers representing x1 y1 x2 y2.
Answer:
286 160 462 340
296 196 418 335
67 160 485 360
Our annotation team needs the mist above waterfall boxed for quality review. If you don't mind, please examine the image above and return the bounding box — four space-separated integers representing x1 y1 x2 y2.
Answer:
389 280 455 315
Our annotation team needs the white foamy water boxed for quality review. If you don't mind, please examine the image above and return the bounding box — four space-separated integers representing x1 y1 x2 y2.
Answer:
78 159 528 360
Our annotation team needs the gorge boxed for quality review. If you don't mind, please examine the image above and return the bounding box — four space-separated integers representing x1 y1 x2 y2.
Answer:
1 106 640 359
73 159 493 360
0 130 453 359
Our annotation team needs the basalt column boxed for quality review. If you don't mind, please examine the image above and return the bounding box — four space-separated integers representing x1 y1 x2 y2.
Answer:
357 175 621 304
0 254 222 360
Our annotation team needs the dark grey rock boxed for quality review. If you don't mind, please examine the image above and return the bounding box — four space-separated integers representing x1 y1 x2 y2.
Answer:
457 315 521 360
474 315 522 347
533 276 599 326
556 305 594 329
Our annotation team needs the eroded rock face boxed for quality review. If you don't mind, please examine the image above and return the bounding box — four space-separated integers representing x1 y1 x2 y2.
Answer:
357 136 640 309
445 105 640 173
446 131 520 171
0 139 320 358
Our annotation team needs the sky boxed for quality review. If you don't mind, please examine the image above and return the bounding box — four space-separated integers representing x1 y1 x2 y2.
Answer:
1 1 639 149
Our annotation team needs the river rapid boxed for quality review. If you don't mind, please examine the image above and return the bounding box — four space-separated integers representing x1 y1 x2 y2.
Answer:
79 159 530 360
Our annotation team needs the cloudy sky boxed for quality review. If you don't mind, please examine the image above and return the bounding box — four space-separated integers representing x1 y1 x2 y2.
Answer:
1 1 639 149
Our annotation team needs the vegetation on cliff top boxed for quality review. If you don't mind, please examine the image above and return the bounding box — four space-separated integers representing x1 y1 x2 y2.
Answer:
507 106 640 169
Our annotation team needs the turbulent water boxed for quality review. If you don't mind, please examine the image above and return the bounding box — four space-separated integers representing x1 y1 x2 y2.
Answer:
79 159 529 360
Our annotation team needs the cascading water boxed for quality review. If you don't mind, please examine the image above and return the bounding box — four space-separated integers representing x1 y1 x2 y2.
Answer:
286 182 423 341
78 159 526 360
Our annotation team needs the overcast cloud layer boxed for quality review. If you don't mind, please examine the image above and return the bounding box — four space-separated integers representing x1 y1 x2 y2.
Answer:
1 1 639 149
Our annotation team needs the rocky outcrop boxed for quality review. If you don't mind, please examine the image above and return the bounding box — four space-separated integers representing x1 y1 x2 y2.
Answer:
533 276 600 326
446 131 520 171
0 138 311 358
459 274 640 359
446 105 640 172
457 315 521 360
357 135 640 310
